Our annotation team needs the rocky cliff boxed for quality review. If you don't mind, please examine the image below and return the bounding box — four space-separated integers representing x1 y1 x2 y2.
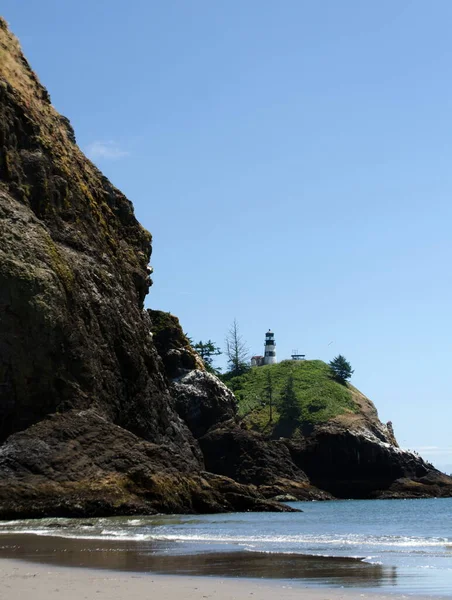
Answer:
0 18 451 519
0 18 295 518
225 362 452 500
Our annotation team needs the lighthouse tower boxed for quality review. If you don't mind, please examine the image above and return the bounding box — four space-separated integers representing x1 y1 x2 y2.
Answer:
263 329 277 365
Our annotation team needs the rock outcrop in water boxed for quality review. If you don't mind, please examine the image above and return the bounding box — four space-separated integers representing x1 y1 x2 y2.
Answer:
0 18 451 518
286 421 452 500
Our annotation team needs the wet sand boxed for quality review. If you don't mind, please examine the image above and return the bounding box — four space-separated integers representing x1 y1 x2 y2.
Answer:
0 534 448 599
0 533 397 587
1 558 448 600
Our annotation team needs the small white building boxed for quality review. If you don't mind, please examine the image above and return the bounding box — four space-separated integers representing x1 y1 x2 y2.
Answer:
251 355 264 367
263 329 277 365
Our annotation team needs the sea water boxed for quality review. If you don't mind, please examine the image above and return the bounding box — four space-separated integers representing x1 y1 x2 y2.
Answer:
0 498 451 595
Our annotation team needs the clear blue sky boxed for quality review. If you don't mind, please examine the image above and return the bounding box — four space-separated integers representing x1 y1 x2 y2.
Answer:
3 1 452 471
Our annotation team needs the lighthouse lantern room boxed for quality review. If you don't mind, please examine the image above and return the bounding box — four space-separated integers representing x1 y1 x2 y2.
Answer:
263 329 277 365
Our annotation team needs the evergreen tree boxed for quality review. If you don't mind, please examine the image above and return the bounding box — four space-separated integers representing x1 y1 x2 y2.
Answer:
192 340 222 373
225 319 249 376
329 354 354 383
264 369 274 423
278 374 301 421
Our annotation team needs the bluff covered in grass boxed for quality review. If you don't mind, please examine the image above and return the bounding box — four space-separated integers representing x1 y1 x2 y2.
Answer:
226 360 360 433
223 360 452 499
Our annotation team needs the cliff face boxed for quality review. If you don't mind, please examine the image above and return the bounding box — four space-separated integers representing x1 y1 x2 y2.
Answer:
287 424 452 499
0 16 169 445
0 19 296 517
0 19 451 519
285 385 452 499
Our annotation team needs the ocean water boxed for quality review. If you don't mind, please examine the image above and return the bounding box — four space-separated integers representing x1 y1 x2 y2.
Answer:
0 498 451 596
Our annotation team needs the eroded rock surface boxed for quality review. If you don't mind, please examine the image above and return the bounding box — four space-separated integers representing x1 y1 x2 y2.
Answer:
287 423 452 499
0 19 294 517
0 409 299 518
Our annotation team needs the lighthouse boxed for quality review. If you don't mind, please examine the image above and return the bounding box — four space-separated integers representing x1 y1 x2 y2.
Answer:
263 329 277 365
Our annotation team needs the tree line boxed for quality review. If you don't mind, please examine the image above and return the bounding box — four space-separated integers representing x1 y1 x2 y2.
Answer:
188 319 354 386
191 318 249 376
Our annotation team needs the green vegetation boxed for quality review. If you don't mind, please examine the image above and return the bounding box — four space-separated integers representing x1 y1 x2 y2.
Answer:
192 340 222 374
263 370 275 423
224 360 358 433
278 374 301 421
329 354 354 383
43 233 74 293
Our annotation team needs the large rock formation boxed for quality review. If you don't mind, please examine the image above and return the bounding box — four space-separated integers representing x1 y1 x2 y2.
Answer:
0 18 294 517
149 310 237 438
282 384 452 499
148 309 329 501
287 423 452 499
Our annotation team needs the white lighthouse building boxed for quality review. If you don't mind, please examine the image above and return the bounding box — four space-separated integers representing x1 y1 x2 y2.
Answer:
263 329 277 365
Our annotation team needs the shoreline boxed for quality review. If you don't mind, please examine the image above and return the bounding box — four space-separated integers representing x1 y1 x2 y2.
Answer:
0 558 448 600
0 532 401 583
0 532 449 599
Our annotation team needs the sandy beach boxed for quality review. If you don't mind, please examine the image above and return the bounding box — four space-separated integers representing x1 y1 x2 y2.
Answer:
0 558 448 600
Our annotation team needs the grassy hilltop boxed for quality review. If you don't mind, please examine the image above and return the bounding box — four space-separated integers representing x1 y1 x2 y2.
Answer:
223 360 359 433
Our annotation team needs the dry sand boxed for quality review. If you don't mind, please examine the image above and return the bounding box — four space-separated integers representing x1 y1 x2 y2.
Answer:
0 558 447 600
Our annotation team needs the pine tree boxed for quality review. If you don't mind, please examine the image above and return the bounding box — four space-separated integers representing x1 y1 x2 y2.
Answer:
329 355 354 383
192 340 222 373
278 374 301 422
264 369 274 423
225 319 249 376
